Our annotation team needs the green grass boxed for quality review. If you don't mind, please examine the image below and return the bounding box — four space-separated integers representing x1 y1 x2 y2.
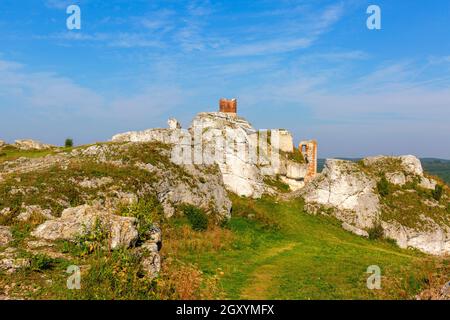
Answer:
169 195 448 300
0 147 55 164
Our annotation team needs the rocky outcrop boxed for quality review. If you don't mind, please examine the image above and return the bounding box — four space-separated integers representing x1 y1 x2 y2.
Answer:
111 112 310 197
301 159 380 229
16 205 55 222
299 156 450 255
31 204 139 249
192 112 266 198
0 140 6 148
382 221 450 255
14 139 54 150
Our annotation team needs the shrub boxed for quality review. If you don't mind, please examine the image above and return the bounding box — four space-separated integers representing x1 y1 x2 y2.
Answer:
377 176 390 197
119 196 162 240
31 254 55 271
65 138 73 148
181 205 208 231
368 222 384 240
75 218 110 256
431 185 443 201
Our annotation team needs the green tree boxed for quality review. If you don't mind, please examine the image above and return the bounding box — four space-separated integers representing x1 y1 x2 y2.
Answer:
65 138 74 148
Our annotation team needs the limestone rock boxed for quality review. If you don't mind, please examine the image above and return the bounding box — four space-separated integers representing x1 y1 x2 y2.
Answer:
301 159 380 230
286 162 307 180
111 112 308 198
382 221 450 255
138 225 162 279
111 128 174 144
0 248 30 273
190 112 266 198
441 281 450 300
0 140 6 148
419 177 437 190
168 118 181 129
31 204 139 250
386 172 406 185
278 130 294 153
14 139 54 150
16 205 55 222
0 226 13 246
342 222 369 237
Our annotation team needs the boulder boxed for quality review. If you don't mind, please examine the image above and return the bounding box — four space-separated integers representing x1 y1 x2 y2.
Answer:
419 177 437 190
0 140 6 148
0 226 13 246
16 205 55 222
386 172 406 186
0 248 30 273
31 205 139 249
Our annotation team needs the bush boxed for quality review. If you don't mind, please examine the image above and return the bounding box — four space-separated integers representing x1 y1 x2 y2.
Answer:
368 223 384 240
75 219 110 256
377 176 390 197
31 254 55 271
65 138 73 148
181 205 208 231
119 196 162 239
432 185 443 201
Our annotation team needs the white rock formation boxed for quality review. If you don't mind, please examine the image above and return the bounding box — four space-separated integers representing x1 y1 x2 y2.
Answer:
111 112 309 198
14 139 54 150
301 159 380 229
190 112 266 198
31 204 139 249
0 140 6 148
167 118 181 129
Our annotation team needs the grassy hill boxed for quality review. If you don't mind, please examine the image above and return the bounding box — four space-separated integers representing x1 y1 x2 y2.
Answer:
161 195 449 299
1 147 449 300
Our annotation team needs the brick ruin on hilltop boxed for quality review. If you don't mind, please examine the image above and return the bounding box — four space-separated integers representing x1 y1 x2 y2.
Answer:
299 140 318 181
218 98 318 180
219 98 237 114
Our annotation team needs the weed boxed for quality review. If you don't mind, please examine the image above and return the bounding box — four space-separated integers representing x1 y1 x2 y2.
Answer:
118 195 163 240
377 175 390 197
368 222 384 240
181 205 208 231
30 254 55 271
431 184 443 201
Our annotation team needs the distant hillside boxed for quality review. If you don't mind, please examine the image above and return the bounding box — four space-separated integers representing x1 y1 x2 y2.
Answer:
318 158 450 185
421 158 450 184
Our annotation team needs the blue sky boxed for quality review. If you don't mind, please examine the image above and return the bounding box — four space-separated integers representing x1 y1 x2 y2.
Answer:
0 0 449 158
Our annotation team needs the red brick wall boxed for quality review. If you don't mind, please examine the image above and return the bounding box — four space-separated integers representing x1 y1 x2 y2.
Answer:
219 98 237 113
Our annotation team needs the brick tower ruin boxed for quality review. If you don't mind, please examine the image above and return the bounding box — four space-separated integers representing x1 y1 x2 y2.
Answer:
219 98 237 114
299 140 318 181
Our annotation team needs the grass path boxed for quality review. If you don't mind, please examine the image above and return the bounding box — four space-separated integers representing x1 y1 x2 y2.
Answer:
177 196 445 299
240 242 297 299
